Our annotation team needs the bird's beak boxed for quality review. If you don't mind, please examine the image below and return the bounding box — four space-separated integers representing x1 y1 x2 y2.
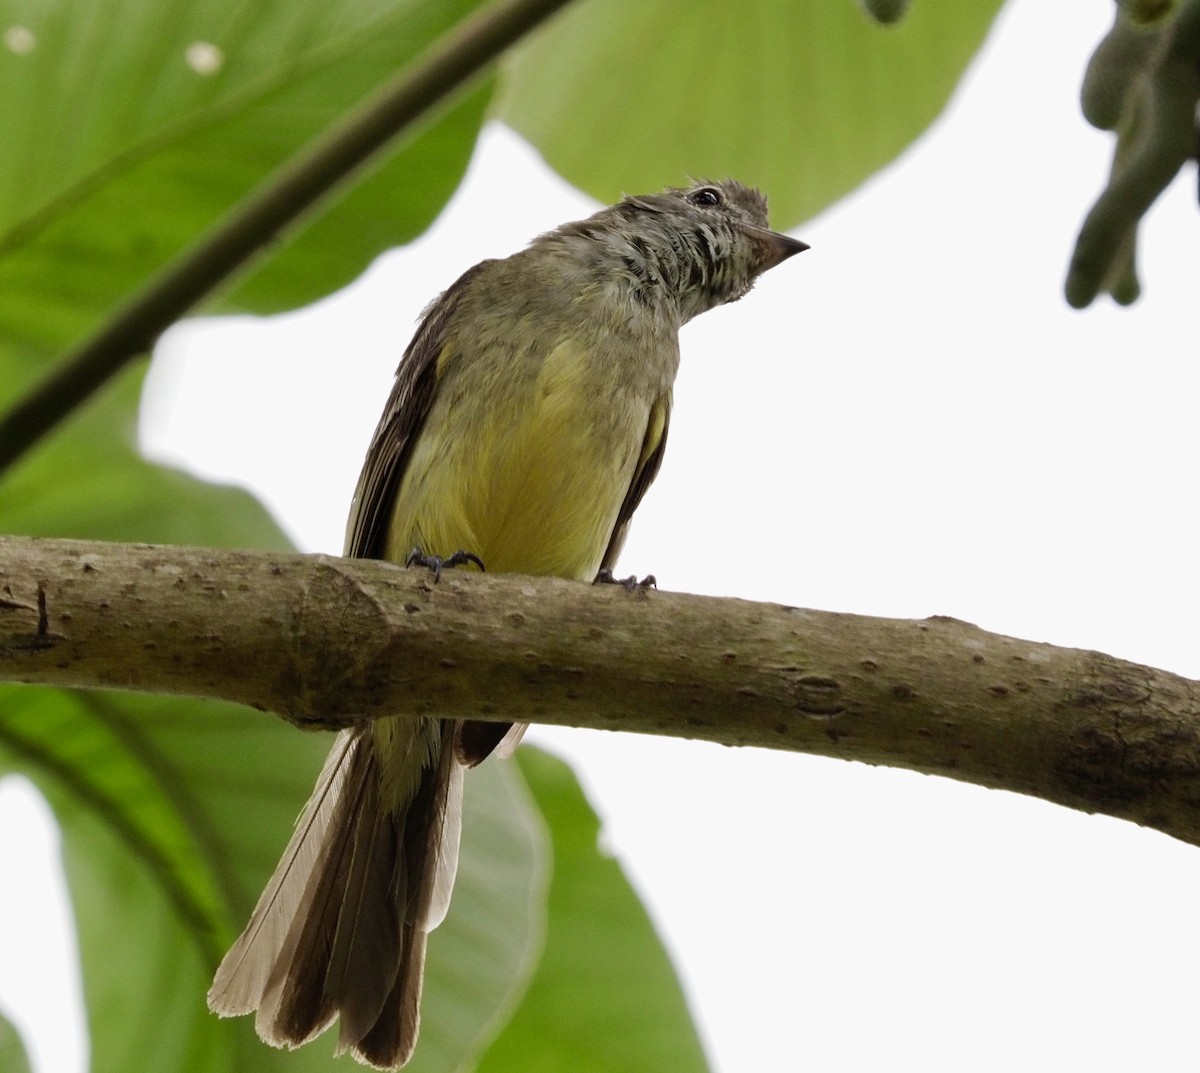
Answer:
742 225 810 271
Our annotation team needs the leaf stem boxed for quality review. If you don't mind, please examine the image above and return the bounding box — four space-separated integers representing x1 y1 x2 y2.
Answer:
0 0 575 474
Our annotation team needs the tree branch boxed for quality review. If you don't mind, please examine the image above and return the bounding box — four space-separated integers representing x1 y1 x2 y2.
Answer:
0 0 576 474
3 535 1200 845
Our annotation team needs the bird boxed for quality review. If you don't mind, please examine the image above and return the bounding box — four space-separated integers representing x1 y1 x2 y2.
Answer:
207 178 808 1068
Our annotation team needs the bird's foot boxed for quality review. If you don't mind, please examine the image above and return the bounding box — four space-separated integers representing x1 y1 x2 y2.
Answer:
594 568 657 592
406 547 486 583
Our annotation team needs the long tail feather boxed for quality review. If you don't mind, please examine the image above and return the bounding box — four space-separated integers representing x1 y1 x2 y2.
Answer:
208 730 357 1016
208 719 464 1069
355 928 427 1069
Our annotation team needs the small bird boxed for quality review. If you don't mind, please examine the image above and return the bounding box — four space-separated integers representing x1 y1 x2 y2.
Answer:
207 179 807 1067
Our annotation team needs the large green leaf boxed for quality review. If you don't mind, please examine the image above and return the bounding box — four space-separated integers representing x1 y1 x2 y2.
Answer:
0 1009 32 1073
477 747 710 1073
0 0 494 556
497 0 1006 227
0 0 492 370
0 353 291 548
0 687 548 1073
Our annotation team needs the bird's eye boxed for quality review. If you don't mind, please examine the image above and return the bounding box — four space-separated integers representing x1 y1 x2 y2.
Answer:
688 186 722 208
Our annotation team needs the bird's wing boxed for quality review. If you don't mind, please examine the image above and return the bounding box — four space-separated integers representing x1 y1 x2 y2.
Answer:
344 261 493 560
598 392 671 575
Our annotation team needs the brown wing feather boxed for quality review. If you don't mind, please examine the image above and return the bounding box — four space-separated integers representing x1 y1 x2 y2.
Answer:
599 395 671 575
345 261 493 560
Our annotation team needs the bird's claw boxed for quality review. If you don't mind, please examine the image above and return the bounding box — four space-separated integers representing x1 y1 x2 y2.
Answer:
595 568 657 592
406 547 485 583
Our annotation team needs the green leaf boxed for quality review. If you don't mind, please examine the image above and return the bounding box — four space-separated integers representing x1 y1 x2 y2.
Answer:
0 0 495 556
0 687 549 1073
478 747 709 1073
0 0 492 368
497 0 1006 227
0 360 291 549
0 1008 32 1073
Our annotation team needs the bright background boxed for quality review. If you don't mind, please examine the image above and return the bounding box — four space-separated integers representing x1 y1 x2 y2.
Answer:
4 2 1200 1071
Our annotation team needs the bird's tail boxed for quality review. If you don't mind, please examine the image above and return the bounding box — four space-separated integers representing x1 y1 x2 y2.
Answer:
207 720 463 1069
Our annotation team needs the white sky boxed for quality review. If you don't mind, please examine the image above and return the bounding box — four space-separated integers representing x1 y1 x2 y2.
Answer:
5 1 1200 1071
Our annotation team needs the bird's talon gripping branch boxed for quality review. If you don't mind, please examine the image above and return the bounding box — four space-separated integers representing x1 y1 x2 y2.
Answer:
595 568 657 591
405 547 486 582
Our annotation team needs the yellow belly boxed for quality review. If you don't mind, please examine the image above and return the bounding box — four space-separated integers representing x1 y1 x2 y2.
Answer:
383 339 652 581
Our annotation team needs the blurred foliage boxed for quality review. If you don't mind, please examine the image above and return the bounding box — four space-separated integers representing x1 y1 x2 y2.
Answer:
497 0 1006 230
860 0 914 25
1067 0 1200 307
1119 0 1180 26
479 749 709 1073
0 1010 31 1073
0 0 493 369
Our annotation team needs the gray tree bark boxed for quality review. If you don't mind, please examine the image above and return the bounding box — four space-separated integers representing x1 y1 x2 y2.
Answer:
3 535 1199 844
